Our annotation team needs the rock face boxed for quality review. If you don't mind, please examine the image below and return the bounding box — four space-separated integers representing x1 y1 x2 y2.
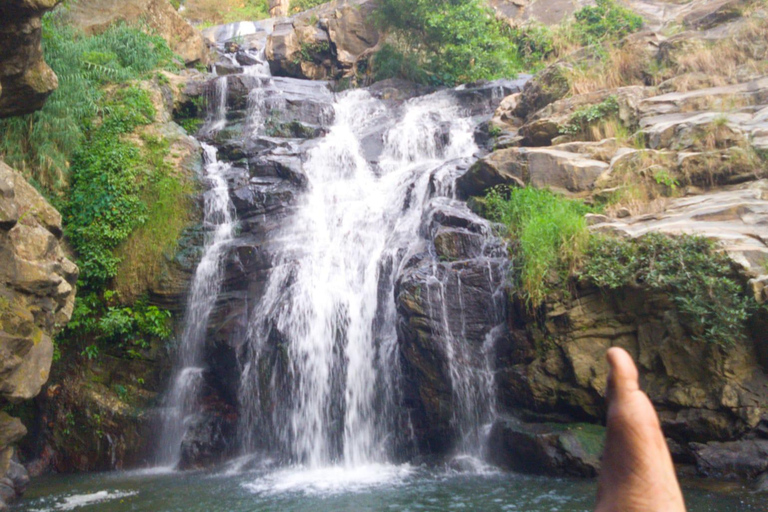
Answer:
0 161 77 507
269 0 290 17
451 0 768 481
498 283 768 443
0 0 62 117
396 200 510 454
63 0 209 65
266 0 380 80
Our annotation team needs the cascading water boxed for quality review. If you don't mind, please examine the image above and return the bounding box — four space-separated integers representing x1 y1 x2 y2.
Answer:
157 30 520 477
237 87 503 469
156 139 236 466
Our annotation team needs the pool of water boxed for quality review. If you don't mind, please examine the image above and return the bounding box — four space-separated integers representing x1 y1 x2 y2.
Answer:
14 463 767 512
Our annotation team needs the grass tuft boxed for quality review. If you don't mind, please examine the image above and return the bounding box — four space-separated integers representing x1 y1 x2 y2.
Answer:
486 187 592 305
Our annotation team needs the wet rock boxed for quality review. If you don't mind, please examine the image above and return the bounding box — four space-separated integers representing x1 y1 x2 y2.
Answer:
178 411 234 470
215 61 243 76
396 200 509 454
691 439 768 479
488 418 605 477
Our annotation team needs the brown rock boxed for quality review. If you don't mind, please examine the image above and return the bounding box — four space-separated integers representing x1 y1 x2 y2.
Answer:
0 0 62 117
64 0 208 65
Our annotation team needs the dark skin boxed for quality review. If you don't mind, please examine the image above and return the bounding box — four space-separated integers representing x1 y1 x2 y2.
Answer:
595 348 687 512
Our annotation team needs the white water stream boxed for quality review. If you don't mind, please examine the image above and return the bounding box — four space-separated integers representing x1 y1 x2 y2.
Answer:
238 87 492 470
156 139 236 466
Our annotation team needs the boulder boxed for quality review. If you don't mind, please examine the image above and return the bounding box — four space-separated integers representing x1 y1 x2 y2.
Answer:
691 439 768 479
513 63 570 120
63 0 209 65
0 161 76 506
488 418 606 477
456 148 526 198
0 0 62 117
456 146 608 198
266 0 380 80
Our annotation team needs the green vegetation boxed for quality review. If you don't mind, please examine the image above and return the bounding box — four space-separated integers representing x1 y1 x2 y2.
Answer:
0 14 185 360
221 0 269 22
293 41 332 65
572 0 644 45
582 233 753 347
506 24 559 70
0 17 180 195
65 291 172 361
559 95 620 135
372 0 520 85
65 86 156 288
486 187 593 305
371 43 430 84
369 0 643 86
289 0 327 13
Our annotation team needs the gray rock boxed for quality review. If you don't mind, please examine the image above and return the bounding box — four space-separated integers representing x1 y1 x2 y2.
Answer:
488 418 606 477
692 439 768 479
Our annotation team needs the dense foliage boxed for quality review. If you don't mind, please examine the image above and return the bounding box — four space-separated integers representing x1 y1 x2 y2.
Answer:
0 14 184 360
486 187 592 305
572 0 644 44
582 234 754 347
0 17 180 195
65 86 156 287
372 0 520 85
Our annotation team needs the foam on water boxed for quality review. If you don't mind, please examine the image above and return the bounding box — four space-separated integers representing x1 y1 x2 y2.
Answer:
31 490 139 512
243 464 415 497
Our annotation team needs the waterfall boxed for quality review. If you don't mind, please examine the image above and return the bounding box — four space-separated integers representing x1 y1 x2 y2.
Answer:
156 142 236 467
237 88 494 467
156 33 520 473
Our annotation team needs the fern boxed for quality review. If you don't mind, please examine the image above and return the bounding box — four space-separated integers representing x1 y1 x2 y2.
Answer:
0 15 181 196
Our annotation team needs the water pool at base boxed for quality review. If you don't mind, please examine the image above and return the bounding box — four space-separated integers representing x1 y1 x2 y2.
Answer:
14 465 767 512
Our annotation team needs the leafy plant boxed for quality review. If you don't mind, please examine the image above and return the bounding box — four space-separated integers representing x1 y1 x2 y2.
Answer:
485 186 593 305
559 95 620 135
63 291 172 358
0 17 181 195
64 86 156 287
372 0 521 85
507 24 557 70
573 0 644 45
582 233 754 346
